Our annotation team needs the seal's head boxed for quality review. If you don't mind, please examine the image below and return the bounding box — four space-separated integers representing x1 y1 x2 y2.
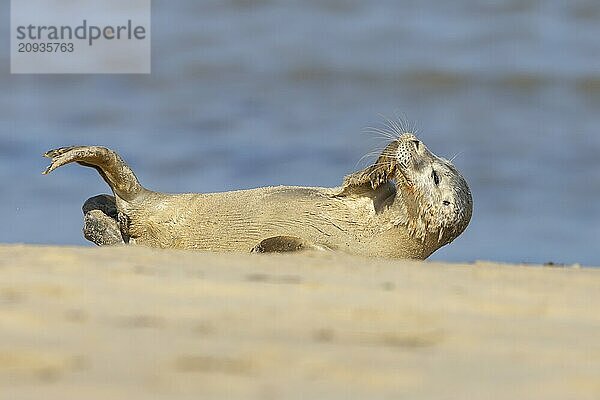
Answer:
392 133 472 245
342 132 472 245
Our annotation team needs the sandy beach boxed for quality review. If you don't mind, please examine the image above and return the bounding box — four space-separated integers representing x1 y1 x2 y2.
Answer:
1 244 599 399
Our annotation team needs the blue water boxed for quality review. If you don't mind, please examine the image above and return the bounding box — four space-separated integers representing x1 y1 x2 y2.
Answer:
1 1 599 265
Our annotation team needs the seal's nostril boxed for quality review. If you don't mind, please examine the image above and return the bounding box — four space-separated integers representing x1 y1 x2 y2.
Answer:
412 140 420 150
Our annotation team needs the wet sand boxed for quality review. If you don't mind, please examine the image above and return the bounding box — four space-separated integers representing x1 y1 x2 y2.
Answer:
1 244 599 399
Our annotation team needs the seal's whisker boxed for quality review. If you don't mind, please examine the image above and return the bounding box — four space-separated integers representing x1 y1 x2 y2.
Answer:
387 117 409 138
387 114 405 136
391 114 406 135
361 149 387 157
354 146 399 169
364 126 395 137
361 126 392 139
375 114 403 139
392 110 408 130
370 149 399 160
449 151 463 162
365 132 397 142
354 149 388 168
394 119 407 136
363 126 397 140
438 226 445 243
391 112 419 137
406 118 415 134
381 118 399 138
374 113 420 140
412 119 421 135
402 117 416 135
364 161 398 169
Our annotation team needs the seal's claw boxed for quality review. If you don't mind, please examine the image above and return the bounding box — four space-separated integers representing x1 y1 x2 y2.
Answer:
44 146 82 158
42 160 61 175
43 146 72 174
42 146 91 174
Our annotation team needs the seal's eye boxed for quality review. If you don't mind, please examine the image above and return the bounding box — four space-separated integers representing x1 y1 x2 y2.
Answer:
432 169 440 185
443 200 451 206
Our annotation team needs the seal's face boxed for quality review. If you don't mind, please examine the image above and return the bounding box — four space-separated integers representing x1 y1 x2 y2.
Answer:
394 133 472 244
341 129 472 247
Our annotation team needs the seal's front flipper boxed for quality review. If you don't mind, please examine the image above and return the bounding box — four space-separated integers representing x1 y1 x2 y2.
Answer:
336 140 399 197
251 236 322 253
82 195 125 246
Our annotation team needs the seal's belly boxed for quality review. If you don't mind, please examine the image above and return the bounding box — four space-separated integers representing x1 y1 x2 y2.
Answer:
127 187 370 253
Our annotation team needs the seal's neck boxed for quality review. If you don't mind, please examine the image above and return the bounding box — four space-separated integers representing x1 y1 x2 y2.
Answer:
383 181 431 240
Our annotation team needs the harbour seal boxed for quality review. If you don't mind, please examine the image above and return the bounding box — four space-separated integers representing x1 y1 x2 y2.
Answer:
42 131 472 259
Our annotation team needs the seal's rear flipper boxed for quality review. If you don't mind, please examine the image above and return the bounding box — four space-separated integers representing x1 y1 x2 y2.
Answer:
251 236 323 253
82 195 125 246
83 194 118 219
43 146 145 202
84 210 125 246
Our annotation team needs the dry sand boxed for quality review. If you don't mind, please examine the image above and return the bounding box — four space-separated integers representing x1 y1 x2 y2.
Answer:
1 244 598 399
